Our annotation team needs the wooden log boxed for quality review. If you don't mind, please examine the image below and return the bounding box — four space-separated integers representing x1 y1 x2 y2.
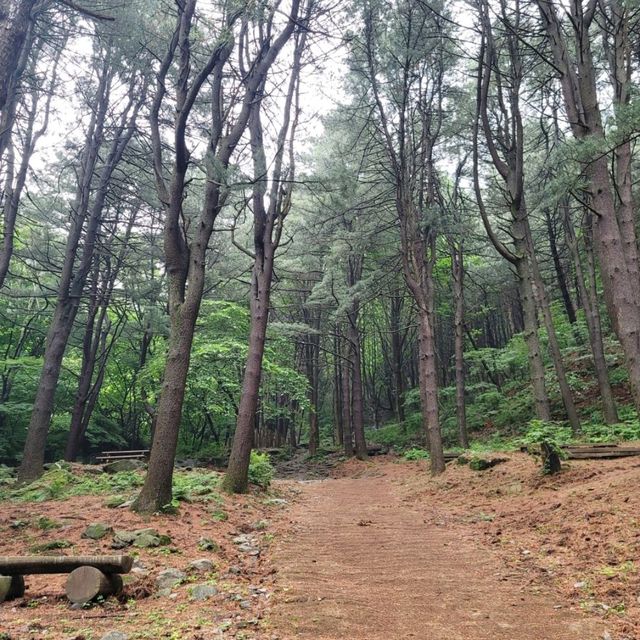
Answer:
567 450 640 459
65 566 123 604
565 447 640 454
0 555 133 576
562 442 618 449
0 575 25 602
100 450 149 455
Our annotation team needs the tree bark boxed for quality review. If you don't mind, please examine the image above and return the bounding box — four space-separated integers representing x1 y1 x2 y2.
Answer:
564 206 618 424
223 265 271 493
0 0 36 118
544 208 577 325
347 304 368 460
390 291 405 424
452 243 468 448
342 340 354 456
527 226 581 432
515 253 552 422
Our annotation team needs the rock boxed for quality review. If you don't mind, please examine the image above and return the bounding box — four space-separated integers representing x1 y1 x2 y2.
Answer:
265 498 287 506
198 537 219 552
112 528 168 549
238 543 260 556
82 465 104 475
133 528 158 537
252 520 269 531
190 584 218 601
469 457 508 471
133 533 161 548
30 539 73 553
43 460 71 471
103 460 144 474
156 588 172 598
100 633 129 640
189 559 215 572
228 566 241 575
82 523 112 540
155 568 186 591
175 458 198 469
105 495 126 508
239 599 252 609
0 464 15 478
112 530 137 546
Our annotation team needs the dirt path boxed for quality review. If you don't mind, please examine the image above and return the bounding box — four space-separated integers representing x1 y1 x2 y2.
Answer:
271 467 604 640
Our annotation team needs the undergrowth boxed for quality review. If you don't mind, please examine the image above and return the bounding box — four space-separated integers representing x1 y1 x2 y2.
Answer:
0 465 222 503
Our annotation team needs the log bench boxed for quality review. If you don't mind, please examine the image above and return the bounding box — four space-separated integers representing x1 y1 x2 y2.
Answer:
0 555 133 604
96 449 149 463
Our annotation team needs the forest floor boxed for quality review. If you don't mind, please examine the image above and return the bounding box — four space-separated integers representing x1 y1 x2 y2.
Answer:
0 452 638 639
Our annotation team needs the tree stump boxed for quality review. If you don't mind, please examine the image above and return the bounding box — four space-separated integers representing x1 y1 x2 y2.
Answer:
65 566 123 604
541 441 561 475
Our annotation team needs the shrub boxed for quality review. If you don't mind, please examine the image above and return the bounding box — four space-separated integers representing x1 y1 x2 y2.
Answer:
581 420 640 443
520 419 572 455
403 448 430 461
248 451 274 489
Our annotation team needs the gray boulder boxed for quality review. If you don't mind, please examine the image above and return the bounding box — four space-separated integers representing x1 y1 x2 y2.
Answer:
82 523 113 540
190 584 218 601
100 632 129 640
189 559 215 572
155 568 186 591
103 459 144 474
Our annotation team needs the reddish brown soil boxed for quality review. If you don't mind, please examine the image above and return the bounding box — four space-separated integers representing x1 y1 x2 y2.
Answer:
2 454 638 639
0 474 295 639
400 451 640 640
269 459 608 639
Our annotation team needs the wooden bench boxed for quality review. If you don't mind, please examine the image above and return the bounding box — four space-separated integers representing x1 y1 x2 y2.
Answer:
0 555 133 604
563 443 640 459
96 449 149 463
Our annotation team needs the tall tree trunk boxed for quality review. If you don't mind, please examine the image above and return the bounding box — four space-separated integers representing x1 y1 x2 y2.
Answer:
135 0 302 509
223 266 271 493
452 244 468 448
515 254 552 422
222 9 307 493
544 208 576 325
306 324 320 456
18 57 138 483
334 327 344 446
564 206 618 424
526 226 581 431
416 307 445 472
0 0 36 119
390 291 405 424
133 289 201 511
347 310 367 460
536 0 640 415
342 340 354 456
